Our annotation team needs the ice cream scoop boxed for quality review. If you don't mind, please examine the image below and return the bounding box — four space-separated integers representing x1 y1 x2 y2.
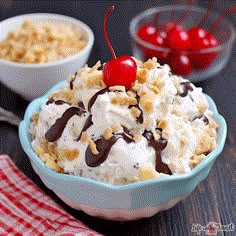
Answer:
30 57 218 185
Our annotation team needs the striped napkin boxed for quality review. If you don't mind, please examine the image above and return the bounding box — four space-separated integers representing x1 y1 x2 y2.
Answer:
0 155 102 236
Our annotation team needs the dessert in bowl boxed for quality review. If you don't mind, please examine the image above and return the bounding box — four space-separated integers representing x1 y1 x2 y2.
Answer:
0 13 94 100
19 57 227 220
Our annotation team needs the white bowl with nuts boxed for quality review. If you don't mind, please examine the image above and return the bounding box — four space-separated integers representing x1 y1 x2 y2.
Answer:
0 13 94 100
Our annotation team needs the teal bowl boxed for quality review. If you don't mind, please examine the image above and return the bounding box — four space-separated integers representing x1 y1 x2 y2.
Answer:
19 80 227 221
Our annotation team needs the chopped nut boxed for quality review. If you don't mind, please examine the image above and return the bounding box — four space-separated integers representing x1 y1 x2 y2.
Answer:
140 90 147 96
208 117 219 129
158 120 167 129
152 78 165 89
140 92 156 113
44 155 63 172
142 57 159 70
109 86 126 92
128 97 138 105
111 95 137 106
198 102 207 113
0 20 87 64
137 68 148 84
143 118 152 126
148 84 159 94
195 134 216 155
138 165 159 180
31 113 39 122
103 127 113 140
84 70 103 88
35 143 62 173
161 130 169 140
130 107 141 118
131 80 140 92
153 131 161 141
133 134 142 143
133 57 143 66
61 148 79 161
111 96 128 106
189 154 205 168
112 124 123 133
127 90 136 97
77 66 86 77
89 139 99 155
80 132 88 143
89 61 101 73
180 140 186 148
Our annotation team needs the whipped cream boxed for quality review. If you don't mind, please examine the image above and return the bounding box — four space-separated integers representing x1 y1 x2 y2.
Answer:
31 58 218 185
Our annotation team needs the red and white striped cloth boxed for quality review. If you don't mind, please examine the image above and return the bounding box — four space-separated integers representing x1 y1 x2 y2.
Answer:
0 155 103 236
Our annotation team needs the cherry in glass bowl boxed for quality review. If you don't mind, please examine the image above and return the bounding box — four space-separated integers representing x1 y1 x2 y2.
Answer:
129 5 235 82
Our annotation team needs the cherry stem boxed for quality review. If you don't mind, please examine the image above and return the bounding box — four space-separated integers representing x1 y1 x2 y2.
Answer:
104 5 116 59
209 5 236 33
176 0 194 24
198 0 213 27
170 0 181 22
153 12 159 27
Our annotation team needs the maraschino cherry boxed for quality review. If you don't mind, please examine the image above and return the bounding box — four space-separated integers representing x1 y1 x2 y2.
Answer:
144 30 169 64
161 0 191 33
103 6 137 88
137 24 157 42
189 4 236 69
165 0 194 50
169 53 192 76
188 0 218 68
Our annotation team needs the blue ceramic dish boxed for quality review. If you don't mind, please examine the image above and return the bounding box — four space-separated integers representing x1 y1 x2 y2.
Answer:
19 81 227 221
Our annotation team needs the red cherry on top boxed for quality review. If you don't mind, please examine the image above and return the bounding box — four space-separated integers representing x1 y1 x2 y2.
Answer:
102 6 137 89
166 26 191 50
103 55 137 88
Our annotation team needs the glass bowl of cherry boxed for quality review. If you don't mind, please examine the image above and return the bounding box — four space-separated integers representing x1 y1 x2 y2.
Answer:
129 4 236 82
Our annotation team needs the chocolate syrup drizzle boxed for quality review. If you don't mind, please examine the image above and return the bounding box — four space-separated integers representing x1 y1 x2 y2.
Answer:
76 115 93 141
78 101 85 110
178 82 193 97
45 87 171 174
193 115 209 125
46 99 70 106
85 127 134 167
129 94 143 124
87 87 109 112
69 72 77 90
143 131 172 175
45 107 86 142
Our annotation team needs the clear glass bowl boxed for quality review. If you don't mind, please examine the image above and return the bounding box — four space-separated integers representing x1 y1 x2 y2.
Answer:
129 5 236 82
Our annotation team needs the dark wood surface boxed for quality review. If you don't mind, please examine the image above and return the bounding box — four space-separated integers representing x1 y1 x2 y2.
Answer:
0 1 235 235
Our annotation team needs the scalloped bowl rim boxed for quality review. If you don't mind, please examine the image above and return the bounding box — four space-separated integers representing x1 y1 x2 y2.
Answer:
19 80 227 191
129 5 236 54
0 13 94 68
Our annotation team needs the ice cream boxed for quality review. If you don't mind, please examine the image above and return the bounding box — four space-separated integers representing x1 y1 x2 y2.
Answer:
30 57 218 185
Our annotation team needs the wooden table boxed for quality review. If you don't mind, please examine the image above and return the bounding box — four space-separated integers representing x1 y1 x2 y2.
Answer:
0 1 235 235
